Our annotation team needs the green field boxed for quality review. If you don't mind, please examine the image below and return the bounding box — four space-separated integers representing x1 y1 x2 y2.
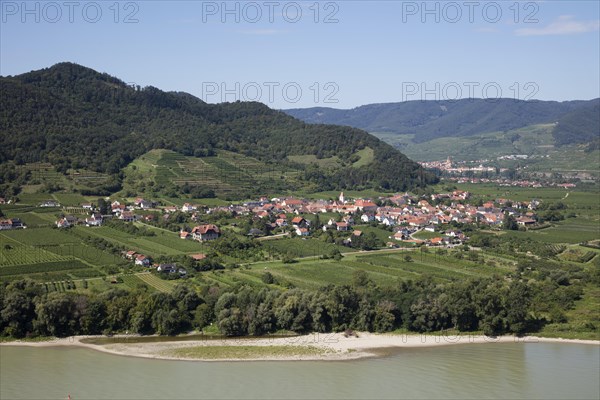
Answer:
352 147 375 168
504 218 599 244
287 154 341 168
354 226 394 243
51 193 88 206
262 238 354 258
70 225 205 257
0 226 121 282
200 249 510 291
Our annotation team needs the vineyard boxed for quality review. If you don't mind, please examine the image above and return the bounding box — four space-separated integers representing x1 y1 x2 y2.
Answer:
196 249 516 291
0 260 88 277
127 149 299 196
262 238 353 258
0 244 68 266
72 226 201 257
136 273 177 292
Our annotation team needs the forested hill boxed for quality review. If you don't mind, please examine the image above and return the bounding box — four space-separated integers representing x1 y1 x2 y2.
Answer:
285 98 599 144
0 63 436 194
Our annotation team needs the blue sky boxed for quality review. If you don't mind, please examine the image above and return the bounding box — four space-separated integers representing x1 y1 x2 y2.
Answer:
1 0 599 108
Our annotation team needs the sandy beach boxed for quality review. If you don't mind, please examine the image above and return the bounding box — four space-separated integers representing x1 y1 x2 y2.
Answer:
2 333 598 361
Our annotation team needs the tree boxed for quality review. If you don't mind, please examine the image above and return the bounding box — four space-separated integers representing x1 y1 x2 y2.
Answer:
97 198 110 215
34 293 77 337
0 280 41 337
352 270 372 289
217 307 245 336
505 281 531 334
261 272 275 284
193 303 213 330
503 212 518 230
79 298 106 335
474 281 507 336
372 300 397 332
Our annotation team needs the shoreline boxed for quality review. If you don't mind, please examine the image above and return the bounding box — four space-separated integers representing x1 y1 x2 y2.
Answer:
2 333 598 362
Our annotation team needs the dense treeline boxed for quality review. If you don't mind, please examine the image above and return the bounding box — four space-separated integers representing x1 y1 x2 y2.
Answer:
552 99 600 145
0 62 436 195
1 273 568 339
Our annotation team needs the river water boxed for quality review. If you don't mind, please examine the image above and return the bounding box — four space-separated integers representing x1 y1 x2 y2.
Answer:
1 342 598 399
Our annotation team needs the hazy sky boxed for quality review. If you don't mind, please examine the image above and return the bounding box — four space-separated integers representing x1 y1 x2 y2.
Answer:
1 1 599 108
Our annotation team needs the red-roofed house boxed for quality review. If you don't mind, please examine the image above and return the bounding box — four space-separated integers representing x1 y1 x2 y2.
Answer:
295 227 310 236
336 222 349 231
135 254 151 266
192 224 221 241
291 216 307 228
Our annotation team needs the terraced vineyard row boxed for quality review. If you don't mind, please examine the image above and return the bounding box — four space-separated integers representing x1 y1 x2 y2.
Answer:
146 149 300 194
0 245 69 265
136 273 176 292
0 260 89 277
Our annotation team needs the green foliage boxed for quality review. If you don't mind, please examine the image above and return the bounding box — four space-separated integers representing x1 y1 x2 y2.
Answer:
553 100 600 145
0 62 436 196
261 272 275 284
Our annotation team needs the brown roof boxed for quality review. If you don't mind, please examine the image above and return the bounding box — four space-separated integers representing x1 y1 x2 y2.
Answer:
192 224 220 234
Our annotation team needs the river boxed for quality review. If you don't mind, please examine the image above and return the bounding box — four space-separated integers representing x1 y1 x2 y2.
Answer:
1 342 598 399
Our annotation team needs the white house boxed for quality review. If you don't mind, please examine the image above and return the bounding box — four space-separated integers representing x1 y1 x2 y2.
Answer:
135 254 151 266
182 203 197 213
86 213 103 227
55 218 71 228
191 224 221 242
361 214 375 223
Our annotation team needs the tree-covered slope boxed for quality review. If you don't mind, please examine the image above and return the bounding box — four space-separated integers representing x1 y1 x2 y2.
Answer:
285 98 598 144
0 63 436 195
552 99 600 146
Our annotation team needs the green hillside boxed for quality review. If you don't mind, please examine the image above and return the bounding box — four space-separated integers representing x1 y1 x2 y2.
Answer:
0 63 436 199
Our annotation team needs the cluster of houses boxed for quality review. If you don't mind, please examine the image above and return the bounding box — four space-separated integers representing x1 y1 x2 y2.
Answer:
55 199 157 228
50 191 538 248
159 191 535 247
56 213 103 228
123 250 187 276
201 190 536 231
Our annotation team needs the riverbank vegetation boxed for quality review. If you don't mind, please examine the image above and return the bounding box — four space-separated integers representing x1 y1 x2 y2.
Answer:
1 256 597 340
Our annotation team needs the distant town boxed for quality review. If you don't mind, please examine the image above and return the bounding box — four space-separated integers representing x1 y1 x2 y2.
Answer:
419 156 587 187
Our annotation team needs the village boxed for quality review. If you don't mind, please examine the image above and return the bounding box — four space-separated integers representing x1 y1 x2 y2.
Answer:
25 189 543 275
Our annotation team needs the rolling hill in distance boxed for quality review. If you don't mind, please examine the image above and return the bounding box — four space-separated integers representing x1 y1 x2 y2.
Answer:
0 63 436 198
285 99 600 163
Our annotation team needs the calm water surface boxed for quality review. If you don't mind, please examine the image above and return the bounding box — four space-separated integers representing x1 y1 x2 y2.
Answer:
1 343 598 399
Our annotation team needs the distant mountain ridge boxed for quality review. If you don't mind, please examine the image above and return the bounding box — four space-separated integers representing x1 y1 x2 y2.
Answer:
285 98 599 145
0 62 436 196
